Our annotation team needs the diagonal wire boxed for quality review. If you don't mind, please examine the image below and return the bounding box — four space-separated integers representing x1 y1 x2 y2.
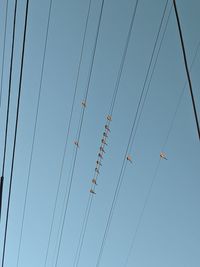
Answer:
173 0 200 140
0 0 9 108
16 0 54 266
0 0 17 220
72 0 140 266
1 0 30 266
163 40 200 148
43 0 92 266
124 38 200 267
95 1 169 266
130 3 173 150
53 1 105 266
109 0 139 116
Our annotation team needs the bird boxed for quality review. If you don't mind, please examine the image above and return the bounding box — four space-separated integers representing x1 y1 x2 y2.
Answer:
101 139 107 145
98 153 103 159
160 152 167 160
105 125 110 132
95 167 100 174
107 115 112 121
103 132 108 138
92 179 97 185
82 101 86 108
96 160 102 166
100 146 105 153
90 189 96 194
127 155 132 163
74 141 79 148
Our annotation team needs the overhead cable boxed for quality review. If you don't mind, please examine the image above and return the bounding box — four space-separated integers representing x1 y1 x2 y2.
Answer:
1 0 30 266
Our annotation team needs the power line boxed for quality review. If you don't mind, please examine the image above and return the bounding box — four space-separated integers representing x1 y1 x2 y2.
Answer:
95 1 169 266
74 0 170 265
16 0 53 266
1 0 30 266
124 39 200 267
73 194 93 267
43 0 92 266
0 0 9 108
0 0 17 221
173 0 200 140
109 0 139 116
131 3 172 149
163 40 200 148
72 0 140 265
53 1 105 266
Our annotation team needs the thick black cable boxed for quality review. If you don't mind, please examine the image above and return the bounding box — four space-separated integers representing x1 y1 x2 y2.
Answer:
0 0 9 108
72 0 140 265
53 1 105 266
15 0 53 265
173 0 200 140
43 1 92 266
124 39 200 267
1 0 30 266
0 0 18 221
95 1 169 266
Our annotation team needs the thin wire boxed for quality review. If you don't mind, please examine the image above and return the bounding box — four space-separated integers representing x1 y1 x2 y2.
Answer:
73 195 93 267
95 1 169 266
163 40 200 148
0 0 17 220
1 0 30 266
124 159 161 267
173 0 200 140
0 0 9 108
109 0 139 116
131 3 172 149
73 0 140 265
124 38 200 267
54 1 105 266
16 0 53 266
43 1 92 266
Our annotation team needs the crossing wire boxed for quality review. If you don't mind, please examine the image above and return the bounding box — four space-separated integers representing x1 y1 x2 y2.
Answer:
173 0 200 140
95 1 170 266
43 0 92 266
124 36 200 267
73 0 140 266
15 0 53 266
0 0 9 108
53 1 105 266
0 0 17 220
1 0 30 266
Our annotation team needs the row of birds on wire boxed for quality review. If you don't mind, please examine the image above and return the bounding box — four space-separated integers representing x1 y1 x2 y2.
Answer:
74 101 168 195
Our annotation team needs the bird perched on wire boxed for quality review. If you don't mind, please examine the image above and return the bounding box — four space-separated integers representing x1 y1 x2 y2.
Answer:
92 179 97 185
74 141 79 148
95 167 100 174
105 125 110 132
81 100 87 108
103 132 108 138
127 155 132 163
90 189 96 194
96 160 102 166
100 146 105 153
107 115 112 121
98 153 103 159
160 152 167 160
101 139 107 145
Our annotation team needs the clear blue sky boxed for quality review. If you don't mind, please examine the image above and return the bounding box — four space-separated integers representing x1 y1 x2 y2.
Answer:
0 0 199 266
